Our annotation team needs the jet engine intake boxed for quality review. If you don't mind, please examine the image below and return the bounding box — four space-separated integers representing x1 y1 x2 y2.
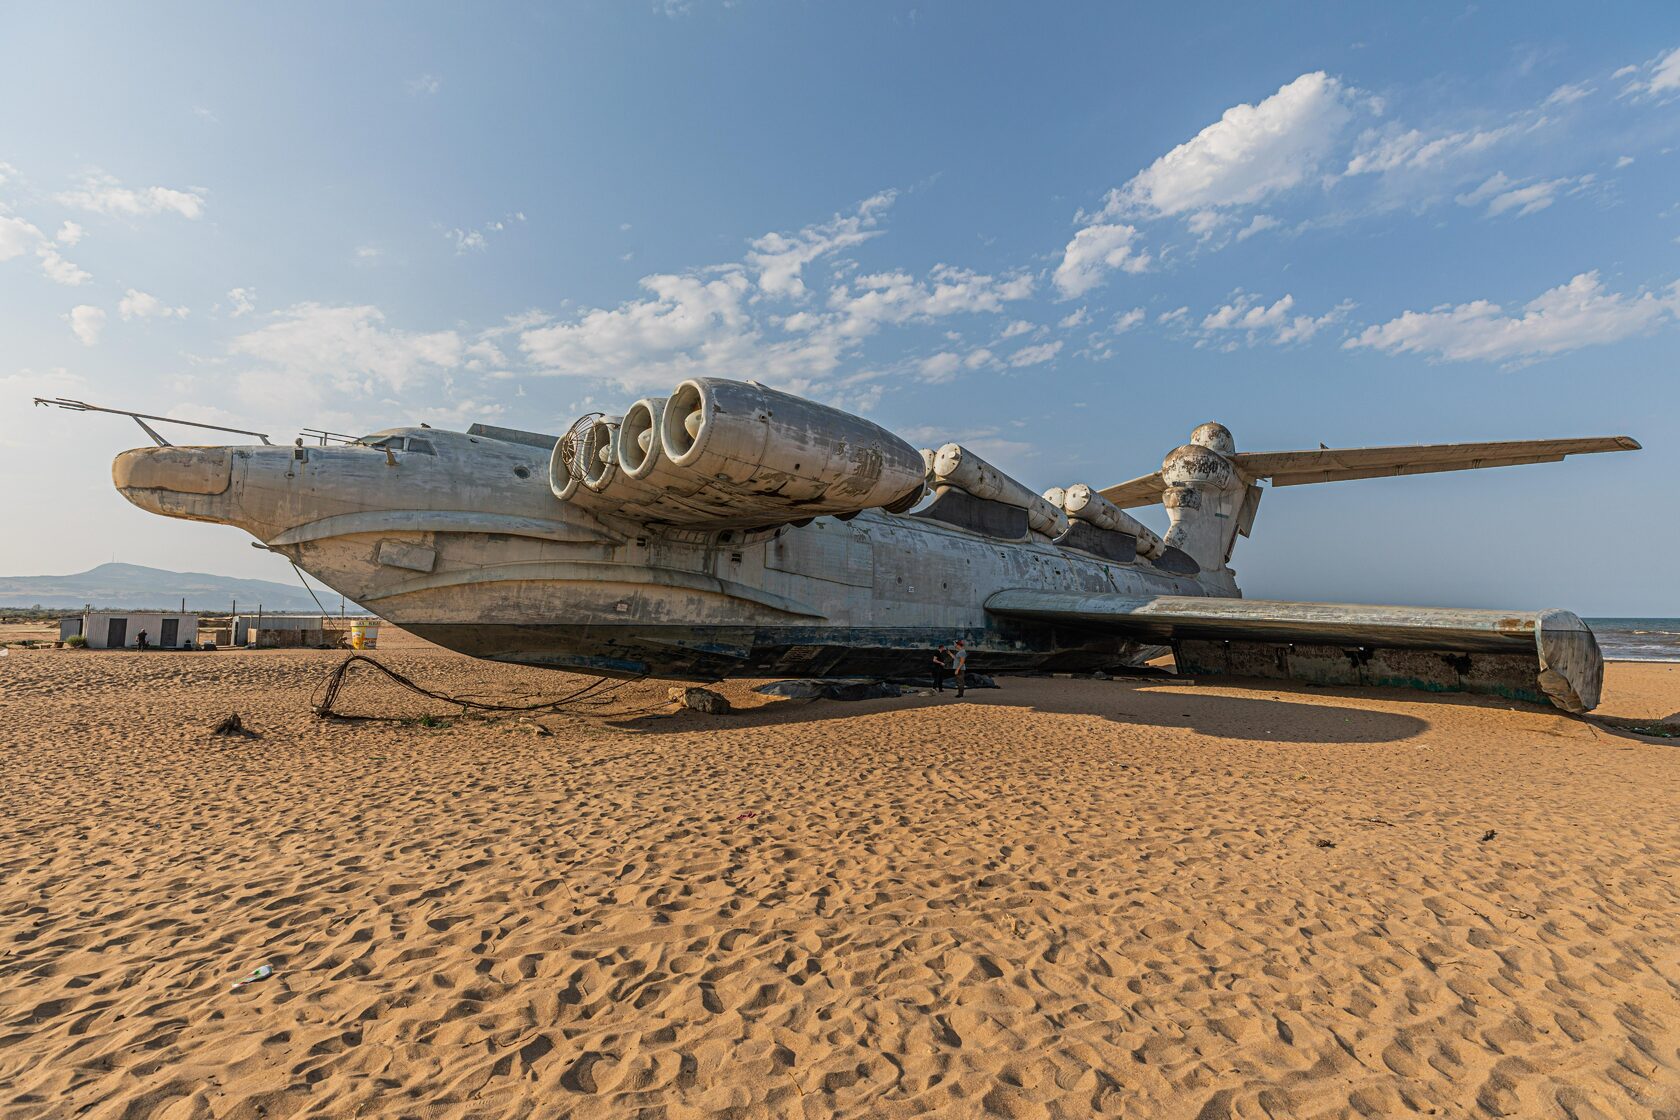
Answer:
551 378 926 527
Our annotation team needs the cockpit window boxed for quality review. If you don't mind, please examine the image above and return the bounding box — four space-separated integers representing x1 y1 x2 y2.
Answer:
367 436 404 451
406 438 435 455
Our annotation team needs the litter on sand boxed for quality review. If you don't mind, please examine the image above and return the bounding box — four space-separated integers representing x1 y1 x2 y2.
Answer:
231 964 274 989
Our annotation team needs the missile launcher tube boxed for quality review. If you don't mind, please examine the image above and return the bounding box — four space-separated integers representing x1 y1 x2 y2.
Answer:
1060 483 1167 558
930 444 1068 538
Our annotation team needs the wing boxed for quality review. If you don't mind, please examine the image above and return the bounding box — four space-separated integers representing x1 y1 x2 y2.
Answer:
1234 435 1639 488
984 590 1603 713
1098 435 1639 507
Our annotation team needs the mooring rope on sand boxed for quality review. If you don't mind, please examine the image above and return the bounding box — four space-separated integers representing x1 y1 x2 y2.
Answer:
312 653 641 721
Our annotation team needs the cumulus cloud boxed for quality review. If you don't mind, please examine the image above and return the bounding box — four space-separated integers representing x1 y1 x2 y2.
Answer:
1118 72 1357 218
1619 45 1680 99
0 215 42 261
55 221 83 246
38 247 90 285
406 74 441 96
747 191 894 298
1009 340 1062 367
57 174 206 219
227 288 256 316
1112 307 1145 333
230 304 464 393
917 352 962 383
1057 307 1089 329
1053 222 1149 298
66 305 106 346
119 289 189 320
0 216 90 283
1200 292 1351 346
1344 271 1677 364
1235 214 1281 241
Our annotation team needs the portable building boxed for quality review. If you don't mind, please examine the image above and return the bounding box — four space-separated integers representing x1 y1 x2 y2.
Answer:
75 611 199 650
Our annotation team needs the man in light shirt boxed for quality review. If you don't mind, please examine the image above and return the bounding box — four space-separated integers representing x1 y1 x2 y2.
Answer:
950 639 967 698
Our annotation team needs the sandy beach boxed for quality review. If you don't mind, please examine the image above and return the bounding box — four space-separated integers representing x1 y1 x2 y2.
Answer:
2 636 1677 1119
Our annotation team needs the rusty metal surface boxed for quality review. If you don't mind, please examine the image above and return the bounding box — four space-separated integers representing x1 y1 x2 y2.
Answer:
108 377 1631 712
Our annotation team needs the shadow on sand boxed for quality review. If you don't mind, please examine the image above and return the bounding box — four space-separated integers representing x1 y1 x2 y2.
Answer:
611 675 1434 745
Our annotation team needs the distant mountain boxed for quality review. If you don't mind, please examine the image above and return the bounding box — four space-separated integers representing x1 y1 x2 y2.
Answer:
0 562 342 612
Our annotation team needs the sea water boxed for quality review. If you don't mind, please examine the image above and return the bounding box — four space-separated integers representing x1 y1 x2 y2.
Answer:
1584 618 1680 662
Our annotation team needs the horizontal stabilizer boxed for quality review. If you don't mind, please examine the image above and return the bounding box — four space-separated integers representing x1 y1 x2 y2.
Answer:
1099 435 1639 508
984 590 1603 712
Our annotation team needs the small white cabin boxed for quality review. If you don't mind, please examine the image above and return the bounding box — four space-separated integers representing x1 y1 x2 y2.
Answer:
65 611 199 650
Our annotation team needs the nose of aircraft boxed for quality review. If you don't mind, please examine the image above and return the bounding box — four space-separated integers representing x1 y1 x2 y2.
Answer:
112 445 239 521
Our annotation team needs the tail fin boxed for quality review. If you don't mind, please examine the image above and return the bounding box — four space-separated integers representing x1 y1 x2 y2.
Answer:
1099 429 1639 572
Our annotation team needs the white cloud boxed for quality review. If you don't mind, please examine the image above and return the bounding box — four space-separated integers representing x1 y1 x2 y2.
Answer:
1203 293 1296 332
230 304 464 393
66 305 106 346
1157 306 1189 324
57 174 205 219
1235 214 1280 241
1057 307 1088 329
1113 307 1145 333
747 191 894 298
1344 271 1676 364
446 212 527 254
119 289 189 320
55 221 83 246
37 247 89 285
828 265 1033 332
448 228 487 253
917 352 962 383
1053 222 1149 298
407 74 441 96
1619 46 1680 99
1000 319 1034 339
1009 340 1062 367
0 215 42 260
1118 72 1357 218
964 348 994 368
1202 292 1350 346
515 196 1029 395
1344 123 1517 176
1456 172 1589 217
1615 155 1634 169
1543 82 1594 106
228 287 256 316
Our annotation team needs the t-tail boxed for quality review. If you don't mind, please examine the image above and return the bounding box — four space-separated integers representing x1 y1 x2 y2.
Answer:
1097 424 1641 575
988 423 1643 713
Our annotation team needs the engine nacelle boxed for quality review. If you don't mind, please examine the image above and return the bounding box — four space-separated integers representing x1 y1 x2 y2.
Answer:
930 443 1067 538
551 378 925 527
659 378 925 516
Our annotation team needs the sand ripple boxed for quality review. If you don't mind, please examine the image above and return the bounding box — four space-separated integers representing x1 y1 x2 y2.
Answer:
3 644 1678 1118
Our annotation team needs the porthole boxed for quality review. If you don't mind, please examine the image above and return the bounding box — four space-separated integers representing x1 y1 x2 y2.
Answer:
513 465 531 479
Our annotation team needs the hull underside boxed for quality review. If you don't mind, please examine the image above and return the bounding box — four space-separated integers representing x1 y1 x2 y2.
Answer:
402 621 1166 681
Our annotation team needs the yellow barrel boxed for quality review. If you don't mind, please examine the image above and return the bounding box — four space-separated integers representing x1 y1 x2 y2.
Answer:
349 619 378 650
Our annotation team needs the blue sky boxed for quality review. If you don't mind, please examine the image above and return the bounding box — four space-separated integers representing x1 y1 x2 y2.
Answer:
2 1 1676 614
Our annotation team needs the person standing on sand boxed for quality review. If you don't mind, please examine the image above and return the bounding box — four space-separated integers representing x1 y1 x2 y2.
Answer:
136 629 149 652
931 644 949 692
951 639 967 698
